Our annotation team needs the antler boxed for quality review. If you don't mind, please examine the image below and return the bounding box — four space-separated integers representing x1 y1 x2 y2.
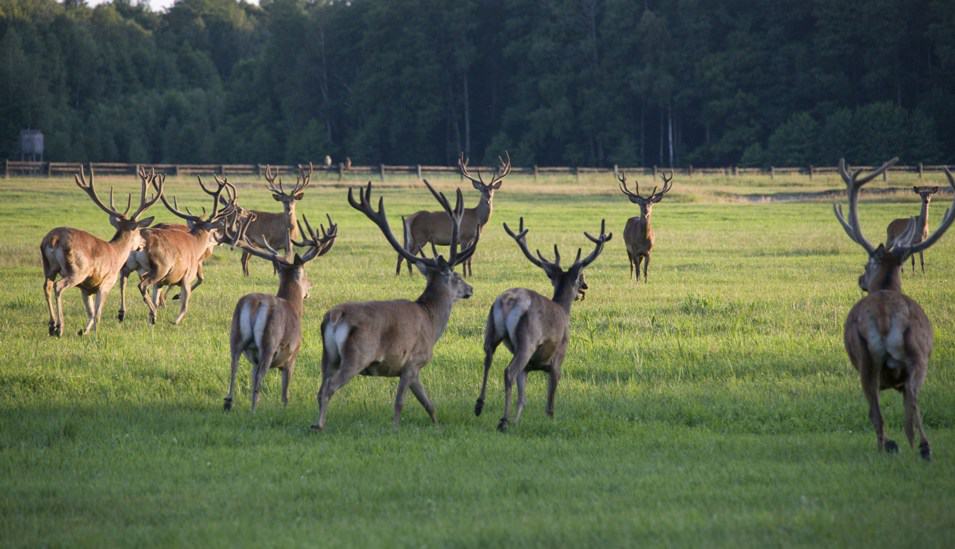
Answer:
572 219 613 270
458 151 512 190
158 175 233 224
832 157 899 254
650 172 674 203
265 163 312 198
503 217 612 274
503 217 556 272
74 165 161 220
293 213 338 263
128 166 164 220
616 170 672 204
225 213 290 263
898 168 955 256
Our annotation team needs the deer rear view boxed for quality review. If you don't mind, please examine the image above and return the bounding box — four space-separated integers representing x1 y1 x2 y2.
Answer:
833 157 955 461
475 217 611 431
311 180 477 431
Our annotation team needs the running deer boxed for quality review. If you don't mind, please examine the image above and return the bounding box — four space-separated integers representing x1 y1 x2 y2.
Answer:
616 171 673 282
397 152 510 278
223 214 337 411
885 186 940 273
475 217 612 432
239 163 312 276
121 175 238 325
41 166 163 337
311 180 478 431
833 157 955 461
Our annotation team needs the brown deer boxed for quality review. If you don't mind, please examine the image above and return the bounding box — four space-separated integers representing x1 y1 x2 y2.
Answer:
239 163 312 276
397 152 510 277
41 166 163 337
885 185 940 273
833 157 955 461
616 171 673 282
310 180 478 431
121 175 238 325
475 217 611 432
223 213 338 411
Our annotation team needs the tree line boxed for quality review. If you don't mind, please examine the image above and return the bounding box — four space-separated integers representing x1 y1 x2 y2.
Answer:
1 0 953 167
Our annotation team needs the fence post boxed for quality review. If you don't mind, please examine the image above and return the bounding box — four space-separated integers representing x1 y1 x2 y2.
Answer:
652 165 658 178
47 162 52 178
687 164 693 177
882 169 887 182
533 165 539 182
416 164 422 180
174 165 180 177
4 159 8 179
918 162 924 179
770 166 775 179
380 164 386 182
574 166 580 184
338 162 344 182
808 165 813 180
733 165 738 176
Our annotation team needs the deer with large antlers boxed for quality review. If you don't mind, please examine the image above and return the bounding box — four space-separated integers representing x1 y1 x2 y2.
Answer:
40 166 163 337
238 163 312 276
616 171 673 282
397 152 510 278
119 175 238 325
474 217 612 432
223 214 337 411
310 180 478 431
833 157 955 461
886 186 940 274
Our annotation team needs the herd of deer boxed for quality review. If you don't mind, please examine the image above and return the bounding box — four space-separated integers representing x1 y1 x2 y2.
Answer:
37 153 954 458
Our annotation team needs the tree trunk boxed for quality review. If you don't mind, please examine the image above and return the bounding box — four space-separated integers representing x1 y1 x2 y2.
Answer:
463 71 471 158
640 99 646 165
667 101 674 168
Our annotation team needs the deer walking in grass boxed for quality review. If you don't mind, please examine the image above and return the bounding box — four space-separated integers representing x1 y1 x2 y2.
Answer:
616 171 673 282
311 180 477 431
239 164 312 276
398 152 510 278
886 186 940 274
833 157 955 461
41 166 163 337
224 214 338 411
120 175 238 325
475 217 611 432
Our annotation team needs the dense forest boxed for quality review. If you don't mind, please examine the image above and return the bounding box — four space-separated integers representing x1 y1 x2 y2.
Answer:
1 0 953 166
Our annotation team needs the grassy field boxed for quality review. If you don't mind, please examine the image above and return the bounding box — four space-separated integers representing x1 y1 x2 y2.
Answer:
1 171 954 547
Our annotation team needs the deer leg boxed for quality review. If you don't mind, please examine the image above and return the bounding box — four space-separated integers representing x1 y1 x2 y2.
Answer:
118 269 129 321
172 282 191 325
393 371 413 428
903 367 930 460
52 274 82 337
79 288 95 336
627 251 634 279
224 349 242 412
545 365 562 418
138 278 158 325
514 370 528 424
174 264 203 300
241 251 251 276
919 251 925 274
280 361 294 407
643 254 651 283
44 277 57 336
499 349 534 432
409 376 437 424
251 345 276 412
633 255 643 284
91 285 110 334
861 372 894 453
312 353 364 431
476 307 503 416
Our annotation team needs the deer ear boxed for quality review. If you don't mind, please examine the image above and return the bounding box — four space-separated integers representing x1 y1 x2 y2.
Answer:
294 253 304 265
272 194 283 202
493 181 503 190
109 216 122 229
471 180 483 191
294 191 305 200
137 216 155 228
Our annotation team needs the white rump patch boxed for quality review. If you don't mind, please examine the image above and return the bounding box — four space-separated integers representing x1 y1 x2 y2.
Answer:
252 302 269 350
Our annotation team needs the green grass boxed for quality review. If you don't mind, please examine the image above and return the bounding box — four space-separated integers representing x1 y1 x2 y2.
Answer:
1 173 954 547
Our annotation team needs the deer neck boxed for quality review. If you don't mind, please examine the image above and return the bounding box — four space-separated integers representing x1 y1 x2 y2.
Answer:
285 202 299 237
918 199 930 234
108 229 142 258
869 262 903 293
474 193 493 226
276 268 306 316
552 276 578 313
416 275 455 342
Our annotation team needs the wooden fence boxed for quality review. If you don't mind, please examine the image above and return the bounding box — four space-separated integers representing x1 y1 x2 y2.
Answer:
3 159 952 181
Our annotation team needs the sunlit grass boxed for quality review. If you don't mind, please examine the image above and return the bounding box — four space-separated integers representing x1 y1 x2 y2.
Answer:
1 173 953 547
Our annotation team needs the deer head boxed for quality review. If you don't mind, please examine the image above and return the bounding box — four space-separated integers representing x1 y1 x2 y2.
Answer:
616 171 673 218
834 158 955 292
503 217 612 304
74 165 164 243
458 151 511 204
264 163 312 207
156 174 238 247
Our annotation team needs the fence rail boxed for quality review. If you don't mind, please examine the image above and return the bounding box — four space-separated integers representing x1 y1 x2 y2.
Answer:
3 159 952 181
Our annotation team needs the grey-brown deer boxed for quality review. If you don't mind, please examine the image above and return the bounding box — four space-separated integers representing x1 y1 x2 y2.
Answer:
224 213 338 411
311 180 477 431
885 185 940 273
397 152 510 277
475 217 611 432
833 157 955 461
616 171 673 282
41 166 163 337
121 175 238 325
239 163 312 276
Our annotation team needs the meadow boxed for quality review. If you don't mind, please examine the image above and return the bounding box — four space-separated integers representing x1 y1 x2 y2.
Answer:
1 171 954 547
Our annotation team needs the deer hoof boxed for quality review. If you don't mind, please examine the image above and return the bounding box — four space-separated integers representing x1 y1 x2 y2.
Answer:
172 293 181 301
884 440 899 453
48 321 57 336
919 442 931 461
223 398 233 411
309 423 324 432
497 418 509 432
474 398 484 416
117 310 125 321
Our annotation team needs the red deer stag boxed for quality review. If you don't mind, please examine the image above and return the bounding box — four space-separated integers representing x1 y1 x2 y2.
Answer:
886 185 940 273
121 175 238 325
311 180 478 431
239 163 312 276
223 213 338 411
475 217 611 432
398 152 510 277
41 166 163 337
616 171 673 282
833 157 955 461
